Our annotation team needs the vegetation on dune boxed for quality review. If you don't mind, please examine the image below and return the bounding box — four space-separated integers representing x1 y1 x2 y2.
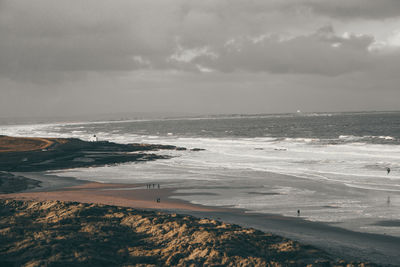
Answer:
0 136 65 153
0 200 376 267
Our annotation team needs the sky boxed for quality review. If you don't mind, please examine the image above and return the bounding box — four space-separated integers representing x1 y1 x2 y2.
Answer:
1 0 400 118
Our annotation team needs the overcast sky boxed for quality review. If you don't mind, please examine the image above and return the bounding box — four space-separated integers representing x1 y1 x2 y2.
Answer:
1 0 400 118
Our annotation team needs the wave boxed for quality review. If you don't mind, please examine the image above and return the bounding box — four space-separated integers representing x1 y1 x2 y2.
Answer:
339 135 396 142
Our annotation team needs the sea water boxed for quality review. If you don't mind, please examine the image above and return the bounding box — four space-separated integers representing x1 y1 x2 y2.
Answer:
1 111 400 236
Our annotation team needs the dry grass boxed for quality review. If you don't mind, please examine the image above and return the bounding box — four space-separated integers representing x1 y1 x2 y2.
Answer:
0 136 66 152
0 200 377 267
0 136 54 152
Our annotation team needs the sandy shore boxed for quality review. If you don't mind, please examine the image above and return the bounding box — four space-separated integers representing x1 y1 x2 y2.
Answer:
0 172 399 266
0 180 215 212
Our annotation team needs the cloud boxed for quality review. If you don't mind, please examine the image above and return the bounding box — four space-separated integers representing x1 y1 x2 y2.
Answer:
0 0 181 82
288 0 400 20
1 0 400 84
169 45 218 64
0 0 322 82
171 26 376 76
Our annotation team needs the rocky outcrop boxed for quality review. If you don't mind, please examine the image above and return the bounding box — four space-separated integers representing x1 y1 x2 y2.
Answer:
0 200 377 267
0 136 187 172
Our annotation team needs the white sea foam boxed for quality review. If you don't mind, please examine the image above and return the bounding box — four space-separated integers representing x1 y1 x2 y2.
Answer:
339 134 397 142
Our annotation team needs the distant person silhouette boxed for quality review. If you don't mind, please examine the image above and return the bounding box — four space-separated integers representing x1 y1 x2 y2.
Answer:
297 209 300 216
387 167 391 175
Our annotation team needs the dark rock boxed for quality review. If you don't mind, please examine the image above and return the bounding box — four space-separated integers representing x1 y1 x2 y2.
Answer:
0 138 182 172
191 148 205 151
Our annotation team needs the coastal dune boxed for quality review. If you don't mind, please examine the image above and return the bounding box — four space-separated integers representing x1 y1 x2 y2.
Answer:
0 200 375 267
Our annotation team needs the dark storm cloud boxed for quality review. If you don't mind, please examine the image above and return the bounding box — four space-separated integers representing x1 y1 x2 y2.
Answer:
0 0 179 82
1 0 400 85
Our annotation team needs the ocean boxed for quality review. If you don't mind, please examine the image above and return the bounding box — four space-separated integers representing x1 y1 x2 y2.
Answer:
2 111 400 236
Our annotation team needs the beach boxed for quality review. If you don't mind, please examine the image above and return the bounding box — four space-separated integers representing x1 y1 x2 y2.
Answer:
0 135 399 266
0 175 213 212
2 114 399 238
0 171 399 266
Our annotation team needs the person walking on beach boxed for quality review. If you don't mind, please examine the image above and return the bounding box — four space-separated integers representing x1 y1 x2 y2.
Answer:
386 167 391 175
297 209 300 216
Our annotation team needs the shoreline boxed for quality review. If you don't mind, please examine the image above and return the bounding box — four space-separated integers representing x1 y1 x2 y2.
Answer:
1 171 399 265
1 171 218 212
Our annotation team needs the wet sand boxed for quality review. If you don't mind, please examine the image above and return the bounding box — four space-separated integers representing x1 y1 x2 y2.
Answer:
0 172 399 265
186 210 400 266
0 172 216 212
